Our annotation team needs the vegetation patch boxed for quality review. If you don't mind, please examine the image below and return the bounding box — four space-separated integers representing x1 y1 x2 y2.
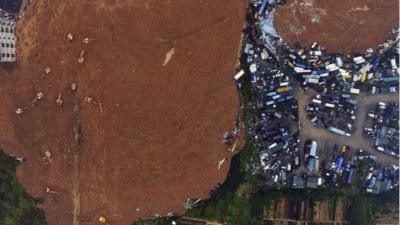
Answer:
0 150 47 225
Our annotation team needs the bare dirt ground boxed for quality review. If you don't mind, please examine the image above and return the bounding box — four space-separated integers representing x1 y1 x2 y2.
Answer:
274 0 399 53
295 85 399 165
0 0 247 225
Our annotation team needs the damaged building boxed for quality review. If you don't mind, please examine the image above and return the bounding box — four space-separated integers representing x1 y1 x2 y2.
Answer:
0 16 16 62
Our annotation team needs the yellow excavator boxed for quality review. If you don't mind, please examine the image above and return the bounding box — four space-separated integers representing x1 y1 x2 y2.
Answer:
78 50 85 64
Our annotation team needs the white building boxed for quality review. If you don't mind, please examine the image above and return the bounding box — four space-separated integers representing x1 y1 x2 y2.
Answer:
0 16 16 62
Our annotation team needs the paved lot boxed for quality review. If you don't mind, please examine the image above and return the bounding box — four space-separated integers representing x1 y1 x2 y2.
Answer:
295 85 399 165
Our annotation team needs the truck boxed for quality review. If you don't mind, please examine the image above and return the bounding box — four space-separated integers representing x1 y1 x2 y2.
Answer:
350 88 360 95
336 57 343 67
268 143 277 150
312 98 322 104
390 58 398 69
368 86 377 95
326 63 339 72
307 78 319 84
353 56 366 64
279 81 289 87
249 63 257 73
277 86 290 93
325 103 335 108
388 86 398 93
234 69 245 80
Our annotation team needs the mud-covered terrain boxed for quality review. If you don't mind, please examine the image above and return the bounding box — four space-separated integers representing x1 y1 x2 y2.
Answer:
275 0 399 52
0 0 246 224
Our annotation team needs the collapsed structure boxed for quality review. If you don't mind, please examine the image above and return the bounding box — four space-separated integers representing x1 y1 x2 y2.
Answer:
0 1 30 63
0 13 16 62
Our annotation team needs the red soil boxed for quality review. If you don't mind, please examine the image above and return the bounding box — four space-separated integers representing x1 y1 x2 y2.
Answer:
0 0 246 224
274 0 399 53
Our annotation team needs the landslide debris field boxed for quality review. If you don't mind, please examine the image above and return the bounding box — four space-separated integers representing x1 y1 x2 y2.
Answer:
274 0 399 53
0 0 246 225
0 0 398 225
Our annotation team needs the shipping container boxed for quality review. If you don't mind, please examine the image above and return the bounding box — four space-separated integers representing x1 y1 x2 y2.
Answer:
326 63 339 72
271 93 280 100
307 78 319 84
279 81 289 87
312 98 322 104
325 103 335 108
350 88 360 95
234 69 245 80
249 63 257 73
390 58 398 69
353 56 366 64
266 100 275 106
336 57 343 67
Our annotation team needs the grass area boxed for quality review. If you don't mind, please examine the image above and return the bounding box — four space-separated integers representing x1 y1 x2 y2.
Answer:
0 150 47 225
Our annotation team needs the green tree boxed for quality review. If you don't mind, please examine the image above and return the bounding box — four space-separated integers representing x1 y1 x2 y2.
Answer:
0 150 47 225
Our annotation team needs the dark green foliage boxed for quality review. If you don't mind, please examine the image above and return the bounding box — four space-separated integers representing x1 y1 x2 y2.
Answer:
0 150 47 225
133 217 174 225
186 184 265 225
350 195 373 225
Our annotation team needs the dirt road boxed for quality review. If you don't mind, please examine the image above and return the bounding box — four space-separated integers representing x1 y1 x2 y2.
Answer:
295 87 398 165
274 0 399 53
0 0 246 225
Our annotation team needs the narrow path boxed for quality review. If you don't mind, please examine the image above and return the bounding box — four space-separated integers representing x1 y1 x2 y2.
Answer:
72 152 80 225
295 86 398 165
72 102 81 225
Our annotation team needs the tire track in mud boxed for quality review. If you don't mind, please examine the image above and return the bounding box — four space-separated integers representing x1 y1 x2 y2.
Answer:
72 101 81 225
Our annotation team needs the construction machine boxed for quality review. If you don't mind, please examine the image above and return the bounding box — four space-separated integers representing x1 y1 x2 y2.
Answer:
44 66 51 74
83 37 95 44
71 83 78 92
67 33 74 41
15 108 23 115
78 50 85 64
56 93 63 106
